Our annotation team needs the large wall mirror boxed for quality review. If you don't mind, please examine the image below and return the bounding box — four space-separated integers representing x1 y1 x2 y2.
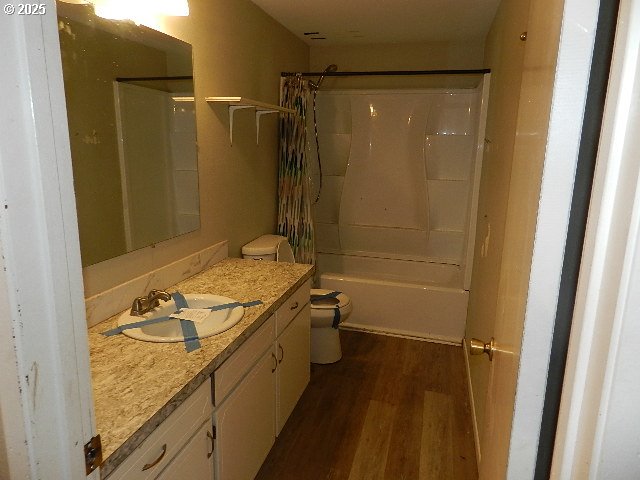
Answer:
56 2 201 267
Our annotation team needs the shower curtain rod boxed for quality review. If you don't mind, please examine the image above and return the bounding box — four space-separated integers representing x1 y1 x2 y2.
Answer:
281 68 490 77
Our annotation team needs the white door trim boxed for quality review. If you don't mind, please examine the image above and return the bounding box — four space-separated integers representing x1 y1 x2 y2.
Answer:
506 0 601 477
0 3 97 479
552 0 640 477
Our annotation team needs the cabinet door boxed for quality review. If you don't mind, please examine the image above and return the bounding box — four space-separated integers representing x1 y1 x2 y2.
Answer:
214 349 276 480
156 421 214 480
276 304 310 435
106 379 212 480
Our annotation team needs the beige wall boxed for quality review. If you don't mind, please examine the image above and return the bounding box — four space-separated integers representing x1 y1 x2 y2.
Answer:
310 41 485 89
465 0 531 456
81 0 309 297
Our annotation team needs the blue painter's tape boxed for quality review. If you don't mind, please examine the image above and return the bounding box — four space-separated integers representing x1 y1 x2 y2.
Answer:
310 291 341 301
173 292 202 352
206 299 263 311
332 308 341 329
180 319 201 352
172 292 189 309
241 299 263 308
309 291 342 329
102 292 263 353
102 315 173 336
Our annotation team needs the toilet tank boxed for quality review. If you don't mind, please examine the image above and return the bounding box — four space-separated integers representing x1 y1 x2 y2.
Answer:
242 235 294 262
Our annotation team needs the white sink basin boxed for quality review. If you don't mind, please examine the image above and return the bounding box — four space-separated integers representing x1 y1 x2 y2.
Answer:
117 294 245 343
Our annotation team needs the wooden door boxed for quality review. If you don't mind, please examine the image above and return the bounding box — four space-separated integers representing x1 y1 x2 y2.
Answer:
467 0 599 476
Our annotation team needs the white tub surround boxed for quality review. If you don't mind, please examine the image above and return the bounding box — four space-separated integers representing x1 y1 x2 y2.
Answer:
310 80 489 340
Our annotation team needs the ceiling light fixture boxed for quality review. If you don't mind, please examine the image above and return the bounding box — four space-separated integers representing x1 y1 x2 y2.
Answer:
93 0 188 23
60 0 189 25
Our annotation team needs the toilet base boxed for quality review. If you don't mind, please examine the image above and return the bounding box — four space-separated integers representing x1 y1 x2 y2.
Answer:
310 326 342 364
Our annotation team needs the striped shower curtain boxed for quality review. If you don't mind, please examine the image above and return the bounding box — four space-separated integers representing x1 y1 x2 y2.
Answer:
278 75 315 264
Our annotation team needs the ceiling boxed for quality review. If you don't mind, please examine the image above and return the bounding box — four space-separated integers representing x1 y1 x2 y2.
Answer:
251 0 501 46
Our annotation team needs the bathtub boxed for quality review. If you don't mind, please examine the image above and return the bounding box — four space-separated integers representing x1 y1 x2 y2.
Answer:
317 252 468 344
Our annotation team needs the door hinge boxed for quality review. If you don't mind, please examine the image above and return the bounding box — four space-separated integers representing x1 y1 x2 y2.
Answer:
212 425 217 439
84 434 103 475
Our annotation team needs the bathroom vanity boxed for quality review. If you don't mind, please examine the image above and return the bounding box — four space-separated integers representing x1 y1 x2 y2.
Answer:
88 258 313 479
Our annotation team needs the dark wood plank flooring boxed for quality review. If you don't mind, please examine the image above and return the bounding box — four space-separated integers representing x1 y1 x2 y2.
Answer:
256 330 478 480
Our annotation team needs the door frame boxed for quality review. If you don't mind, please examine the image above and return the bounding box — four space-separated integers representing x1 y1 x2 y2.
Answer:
550 0 640 476
505 0 602 477
0 4 97 479
534 0 620 477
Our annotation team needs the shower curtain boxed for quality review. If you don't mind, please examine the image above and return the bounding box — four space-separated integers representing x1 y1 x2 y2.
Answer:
278 75 315 264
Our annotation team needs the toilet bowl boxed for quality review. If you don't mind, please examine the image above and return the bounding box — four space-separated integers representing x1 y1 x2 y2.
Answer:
242 234 352 364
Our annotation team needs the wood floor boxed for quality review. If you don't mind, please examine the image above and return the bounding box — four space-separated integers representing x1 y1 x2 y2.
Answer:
256 330 478 480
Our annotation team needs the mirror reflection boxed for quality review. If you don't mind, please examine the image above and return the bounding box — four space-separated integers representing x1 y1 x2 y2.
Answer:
57 2 200 267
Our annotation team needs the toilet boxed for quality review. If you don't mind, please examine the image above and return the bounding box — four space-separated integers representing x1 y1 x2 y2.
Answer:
242 235 352 364
306 288 352 363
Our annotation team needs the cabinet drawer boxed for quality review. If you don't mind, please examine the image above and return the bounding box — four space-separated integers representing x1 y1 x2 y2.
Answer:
276 279 311 336
106 378 212 480
214 314 275 405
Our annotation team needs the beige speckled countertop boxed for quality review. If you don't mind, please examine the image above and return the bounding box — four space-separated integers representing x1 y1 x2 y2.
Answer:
88 258 313 478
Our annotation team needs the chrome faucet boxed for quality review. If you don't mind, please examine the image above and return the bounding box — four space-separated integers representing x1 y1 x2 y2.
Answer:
130 289 172 316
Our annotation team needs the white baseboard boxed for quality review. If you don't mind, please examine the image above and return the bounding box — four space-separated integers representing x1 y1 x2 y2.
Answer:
462 338 481 466
340 321 462 345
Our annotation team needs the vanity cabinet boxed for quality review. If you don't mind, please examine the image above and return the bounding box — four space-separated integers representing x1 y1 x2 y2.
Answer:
214 349 276 480
213 280 311 480
106 378 213 480
275 303 310 435
106 281 310 480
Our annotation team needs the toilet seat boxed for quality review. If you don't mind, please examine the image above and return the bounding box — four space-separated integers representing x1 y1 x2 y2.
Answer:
310 289 351 310
310 289 352 330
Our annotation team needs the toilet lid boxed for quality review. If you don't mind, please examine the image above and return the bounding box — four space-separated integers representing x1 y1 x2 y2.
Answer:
310 288 351 309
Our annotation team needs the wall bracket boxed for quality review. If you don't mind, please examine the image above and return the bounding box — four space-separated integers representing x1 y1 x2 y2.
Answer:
205 96 295 145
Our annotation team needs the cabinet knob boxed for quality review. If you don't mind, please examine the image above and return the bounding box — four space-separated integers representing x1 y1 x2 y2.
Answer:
290 301 299 310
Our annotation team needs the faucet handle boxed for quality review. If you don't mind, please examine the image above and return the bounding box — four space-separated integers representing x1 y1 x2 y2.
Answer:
130 296 149 316
147 289 171 309
148 289 171 299
130 290 171 316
